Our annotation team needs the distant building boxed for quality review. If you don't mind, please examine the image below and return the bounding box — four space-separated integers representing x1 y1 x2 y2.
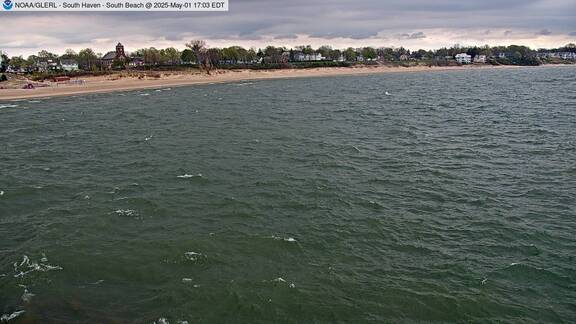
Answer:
60 59 79 72
536 52 576 60
292 52 323 62
129 57 145 67
101 42 128 68
36 59 59 72
559 52 576 60
497 52 507 59
474 55 487 63
455 53 472 64
399 54 409 61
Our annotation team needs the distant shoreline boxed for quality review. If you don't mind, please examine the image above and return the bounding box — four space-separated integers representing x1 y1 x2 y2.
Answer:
0 64 571 101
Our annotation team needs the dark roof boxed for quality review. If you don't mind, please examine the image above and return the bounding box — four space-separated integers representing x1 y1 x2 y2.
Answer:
101 51 116 60
60 59 77 65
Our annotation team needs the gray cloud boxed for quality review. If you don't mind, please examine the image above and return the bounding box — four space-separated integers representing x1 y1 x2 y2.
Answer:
537 29 552 35
0 0 575 55
397 32 427 40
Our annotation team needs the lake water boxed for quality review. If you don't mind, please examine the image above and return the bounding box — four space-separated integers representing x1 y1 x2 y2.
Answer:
1 66 575 323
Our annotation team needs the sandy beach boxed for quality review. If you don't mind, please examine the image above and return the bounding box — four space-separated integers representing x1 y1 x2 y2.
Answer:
0 64 530 101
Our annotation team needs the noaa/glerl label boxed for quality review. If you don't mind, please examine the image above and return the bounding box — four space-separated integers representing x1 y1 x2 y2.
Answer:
1 0 228 11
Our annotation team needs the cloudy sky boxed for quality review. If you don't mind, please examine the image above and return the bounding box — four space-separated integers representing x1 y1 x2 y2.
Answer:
1 0 575 56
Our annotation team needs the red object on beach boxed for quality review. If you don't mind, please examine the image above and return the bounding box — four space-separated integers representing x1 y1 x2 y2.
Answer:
53 76 71 82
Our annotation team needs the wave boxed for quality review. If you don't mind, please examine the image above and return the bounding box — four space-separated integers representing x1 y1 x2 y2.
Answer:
1 310 25 322
12 254 63 279
184 251 206 262
271 235 298 243
177 173 203 179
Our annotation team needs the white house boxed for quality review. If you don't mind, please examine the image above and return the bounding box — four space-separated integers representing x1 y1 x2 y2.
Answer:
455 53 472 64
293 52 324 62
560 52 576 60
60 59 79 72
474 55 487 63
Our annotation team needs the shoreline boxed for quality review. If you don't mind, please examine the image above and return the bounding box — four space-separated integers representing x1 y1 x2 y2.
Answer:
0 64 570 101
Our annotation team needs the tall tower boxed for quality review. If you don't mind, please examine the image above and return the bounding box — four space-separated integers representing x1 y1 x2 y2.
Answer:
115 43 125 58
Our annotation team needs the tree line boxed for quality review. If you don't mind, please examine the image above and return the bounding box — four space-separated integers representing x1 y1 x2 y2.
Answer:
2 41 575 73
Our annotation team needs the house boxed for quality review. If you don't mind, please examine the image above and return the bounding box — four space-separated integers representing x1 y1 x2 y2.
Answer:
36 59 60 72
560 52 576 60
399 54 409 61
60 59 79 72
497 52 507 59
474 55 487 63
292 52 323 62
455 53 472 64
293 51 305 62
101 42 128 68
128 57 145 67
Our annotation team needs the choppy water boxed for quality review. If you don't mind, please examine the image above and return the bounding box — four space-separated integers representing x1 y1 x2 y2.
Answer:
1 66 575 323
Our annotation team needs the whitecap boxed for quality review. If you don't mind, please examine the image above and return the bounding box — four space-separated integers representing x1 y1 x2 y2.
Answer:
140 93 150 96
0 191 4 196
114 209 138 217
1 310 25 322
13 255 63 278
271 235 297 243
182 278 193 283
177 173 203 179
184 251 205 261
145 135 153 141
0 104 19 109
271 277 286 283
154 318 169 324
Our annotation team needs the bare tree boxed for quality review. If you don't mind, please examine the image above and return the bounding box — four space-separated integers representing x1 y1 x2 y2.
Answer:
185 40 207 65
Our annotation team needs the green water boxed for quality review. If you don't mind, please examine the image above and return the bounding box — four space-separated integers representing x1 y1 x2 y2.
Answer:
1 66 575 323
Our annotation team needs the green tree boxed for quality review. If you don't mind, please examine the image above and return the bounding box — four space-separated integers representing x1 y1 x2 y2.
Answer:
38 50 58 59
163 47 181 65
78 48 98 70
61 49 78 60
181 49 196 64
361 47 377 60
0 52 8 72
9 56 26 70
317 45 332 59
344 48 357 61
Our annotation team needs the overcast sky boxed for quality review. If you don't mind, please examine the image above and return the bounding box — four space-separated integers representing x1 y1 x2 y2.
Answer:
1 0 575 56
